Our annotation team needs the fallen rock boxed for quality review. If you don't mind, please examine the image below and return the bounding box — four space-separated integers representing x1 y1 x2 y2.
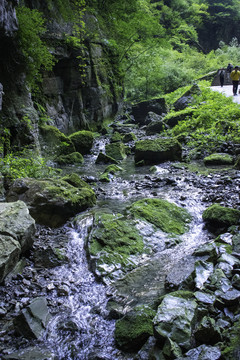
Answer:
131 98 167 125
0 201 35 282
14 297 51 339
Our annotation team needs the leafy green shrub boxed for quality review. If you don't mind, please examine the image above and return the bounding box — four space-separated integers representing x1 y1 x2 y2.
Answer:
0 150 59 180
16 6 55 91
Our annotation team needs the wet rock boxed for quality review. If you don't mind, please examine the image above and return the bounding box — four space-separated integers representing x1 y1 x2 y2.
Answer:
193 243 219 263
162 338 183 359
3 347 56 360
14 297 51 339
6 178 96 227
122 132 137 143
115 305 156 352
194 260 214 290
133 336 157 360
39 125 75 157
68 130 94 155
194 291 216 306
202 204 240 232
183 344 221 360
216 288 240 307
34 246 67 268
134 137 182 165
194 316 222 344
131 98 167 125
153 294 197 350
99 164 123 182
87 212 145 282
105 142 127 161
165 256 196 291
0 201 35 282
206 269 232 293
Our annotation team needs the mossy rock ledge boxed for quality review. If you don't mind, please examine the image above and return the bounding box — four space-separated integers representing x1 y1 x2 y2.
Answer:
202 204 240 230
129 198 192 235
134 137 182 165
203 153 234 166
6 177 96 227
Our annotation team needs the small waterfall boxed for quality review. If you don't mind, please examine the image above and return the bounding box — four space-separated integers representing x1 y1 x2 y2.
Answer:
45 215 123 360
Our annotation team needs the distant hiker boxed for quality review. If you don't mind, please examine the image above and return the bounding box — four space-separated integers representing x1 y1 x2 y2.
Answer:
230 66 240 95
227 63 233 81
219 68 225 87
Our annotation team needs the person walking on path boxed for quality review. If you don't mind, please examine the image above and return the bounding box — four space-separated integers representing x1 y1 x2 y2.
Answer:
230 66 240 95
219 68 225 87
227 63 233 80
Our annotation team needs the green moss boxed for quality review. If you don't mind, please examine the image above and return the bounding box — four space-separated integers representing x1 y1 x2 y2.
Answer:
105 142 126 161
202 204 240 227
115 305 156 352
204 153 234 166
95 152 119 164
89 213 144 277
61 173 91 189
130 198 192 235
221 317 240 359
68 130 94 155
40 125 74 155
56 152 84 165
111 132 123 142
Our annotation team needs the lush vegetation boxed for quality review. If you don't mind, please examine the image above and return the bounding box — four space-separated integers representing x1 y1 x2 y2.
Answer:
164 82 240 160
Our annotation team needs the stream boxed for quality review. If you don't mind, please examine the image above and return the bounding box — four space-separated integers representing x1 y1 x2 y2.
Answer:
1 133 240 359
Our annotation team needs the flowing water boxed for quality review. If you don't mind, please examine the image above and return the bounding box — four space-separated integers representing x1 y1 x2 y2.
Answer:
40 141 215 359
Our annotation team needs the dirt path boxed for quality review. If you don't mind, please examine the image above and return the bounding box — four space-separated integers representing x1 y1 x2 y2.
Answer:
210 84 240 104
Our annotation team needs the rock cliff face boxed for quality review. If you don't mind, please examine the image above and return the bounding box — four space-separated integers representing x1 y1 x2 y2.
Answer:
0 0 122 150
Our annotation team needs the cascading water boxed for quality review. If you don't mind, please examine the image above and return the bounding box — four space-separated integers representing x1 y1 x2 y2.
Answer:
45 215 126 360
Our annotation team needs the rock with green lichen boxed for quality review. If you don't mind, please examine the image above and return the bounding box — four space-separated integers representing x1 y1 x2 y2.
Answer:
87 212 145 282
202 204 240 229
95 151 118 164
115 305 156 352
55 152 84 165
123 132 137 143
99 164 123 182
39 125 75 156
111 132 122 143
204 153 234 166
6 178 96 227
129 198 192 235
105 142 126 161
134 137 182 165
61 173 92 189
68 130 94 155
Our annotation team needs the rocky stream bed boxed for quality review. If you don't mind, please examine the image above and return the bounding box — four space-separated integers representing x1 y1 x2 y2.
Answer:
1 109 240 359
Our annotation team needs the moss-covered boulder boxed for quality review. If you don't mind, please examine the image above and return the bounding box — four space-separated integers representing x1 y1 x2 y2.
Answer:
6 178 96 227
203 153 234 166
134 137 182 165
110 132 123 143
61 173 92 189
202 204 240 230
105 142 126 161
55 152 84 165
115 305 156 352
129 198 192 235
39 125 75 156
95 151 118 165
122 132 137 143
99 164 123 182
87 212 144 281
68 130 94 155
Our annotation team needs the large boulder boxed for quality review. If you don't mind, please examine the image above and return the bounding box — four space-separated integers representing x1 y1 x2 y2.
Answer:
0 201 35 282
68 130 94 155
153 294 197 350
131 98 168 125
134 137 182 165
202 204 240 231
39 125 75 157
6 177 96 227
105 142 126 161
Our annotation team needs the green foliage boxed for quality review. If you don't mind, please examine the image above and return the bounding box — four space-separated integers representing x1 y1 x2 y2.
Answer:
0 150 59 181
164 84 240 159
16 6 55 92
